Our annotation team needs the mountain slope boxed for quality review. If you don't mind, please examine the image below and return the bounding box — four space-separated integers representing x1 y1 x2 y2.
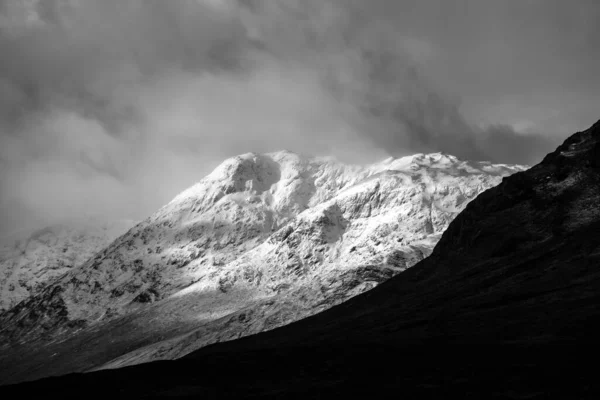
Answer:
2 121 599 398
0 220 134 312
0 151 524 384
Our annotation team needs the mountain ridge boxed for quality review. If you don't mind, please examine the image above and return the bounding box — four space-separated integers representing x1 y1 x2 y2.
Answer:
0 219 135 312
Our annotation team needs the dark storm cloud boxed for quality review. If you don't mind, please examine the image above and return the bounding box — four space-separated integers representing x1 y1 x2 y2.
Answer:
0 0 248 131
0 0 597 238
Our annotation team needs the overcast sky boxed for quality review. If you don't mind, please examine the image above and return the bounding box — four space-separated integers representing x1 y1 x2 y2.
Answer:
0 0 598 238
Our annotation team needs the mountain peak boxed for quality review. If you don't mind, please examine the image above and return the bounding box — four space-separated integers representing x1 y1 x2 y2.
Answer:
0 149 526 384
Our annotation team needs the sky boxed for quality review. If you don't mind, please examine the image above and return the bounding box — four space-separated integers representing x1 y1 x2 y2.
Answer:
0 0 599 238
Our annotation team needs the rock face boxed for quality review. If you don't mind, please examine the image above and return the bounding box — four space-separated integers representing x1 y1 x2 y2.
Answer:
0 151 525 384
0 220 134 312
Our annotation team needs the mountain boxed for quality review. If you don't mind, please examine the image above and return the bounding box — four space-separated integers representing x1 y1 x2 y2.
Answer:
2 121 599 398
0 220 135 312
0 151 524 384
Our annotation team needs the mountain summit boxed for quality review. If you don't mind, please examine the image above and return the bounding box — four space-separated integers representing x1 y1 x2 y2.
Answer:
0 150 525 384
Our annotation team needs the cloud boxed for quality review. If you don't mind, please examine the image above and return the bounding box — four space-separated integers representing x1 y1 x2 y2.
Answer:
0 0 574 237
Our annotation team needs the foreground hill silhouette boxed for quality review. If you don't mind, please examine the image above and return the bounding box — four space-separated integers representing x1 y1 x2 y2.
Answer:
2 120 600 398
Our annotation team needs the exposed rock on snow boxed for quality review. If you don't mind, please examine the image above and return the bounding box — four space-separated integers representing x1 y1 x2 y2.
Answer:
0 151 526 382
0 220 135 312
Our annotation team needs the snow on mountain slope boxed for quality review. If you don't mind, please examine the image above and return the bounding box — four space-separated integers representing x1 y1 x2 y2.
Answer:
0 220 135 312
0 151 527 383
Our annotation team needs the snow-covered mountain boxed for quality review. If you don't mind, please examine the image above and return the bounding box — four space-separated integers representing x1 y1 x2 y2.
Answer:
0 151 527 383
6 123 597 399
0 220 135 312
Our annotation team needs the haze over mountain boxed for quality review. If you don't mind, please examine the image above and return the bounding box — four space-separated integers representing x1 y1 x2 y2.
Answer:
0 219 134 311
4 0 597 238
1 121 597 398
0 150 525 384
